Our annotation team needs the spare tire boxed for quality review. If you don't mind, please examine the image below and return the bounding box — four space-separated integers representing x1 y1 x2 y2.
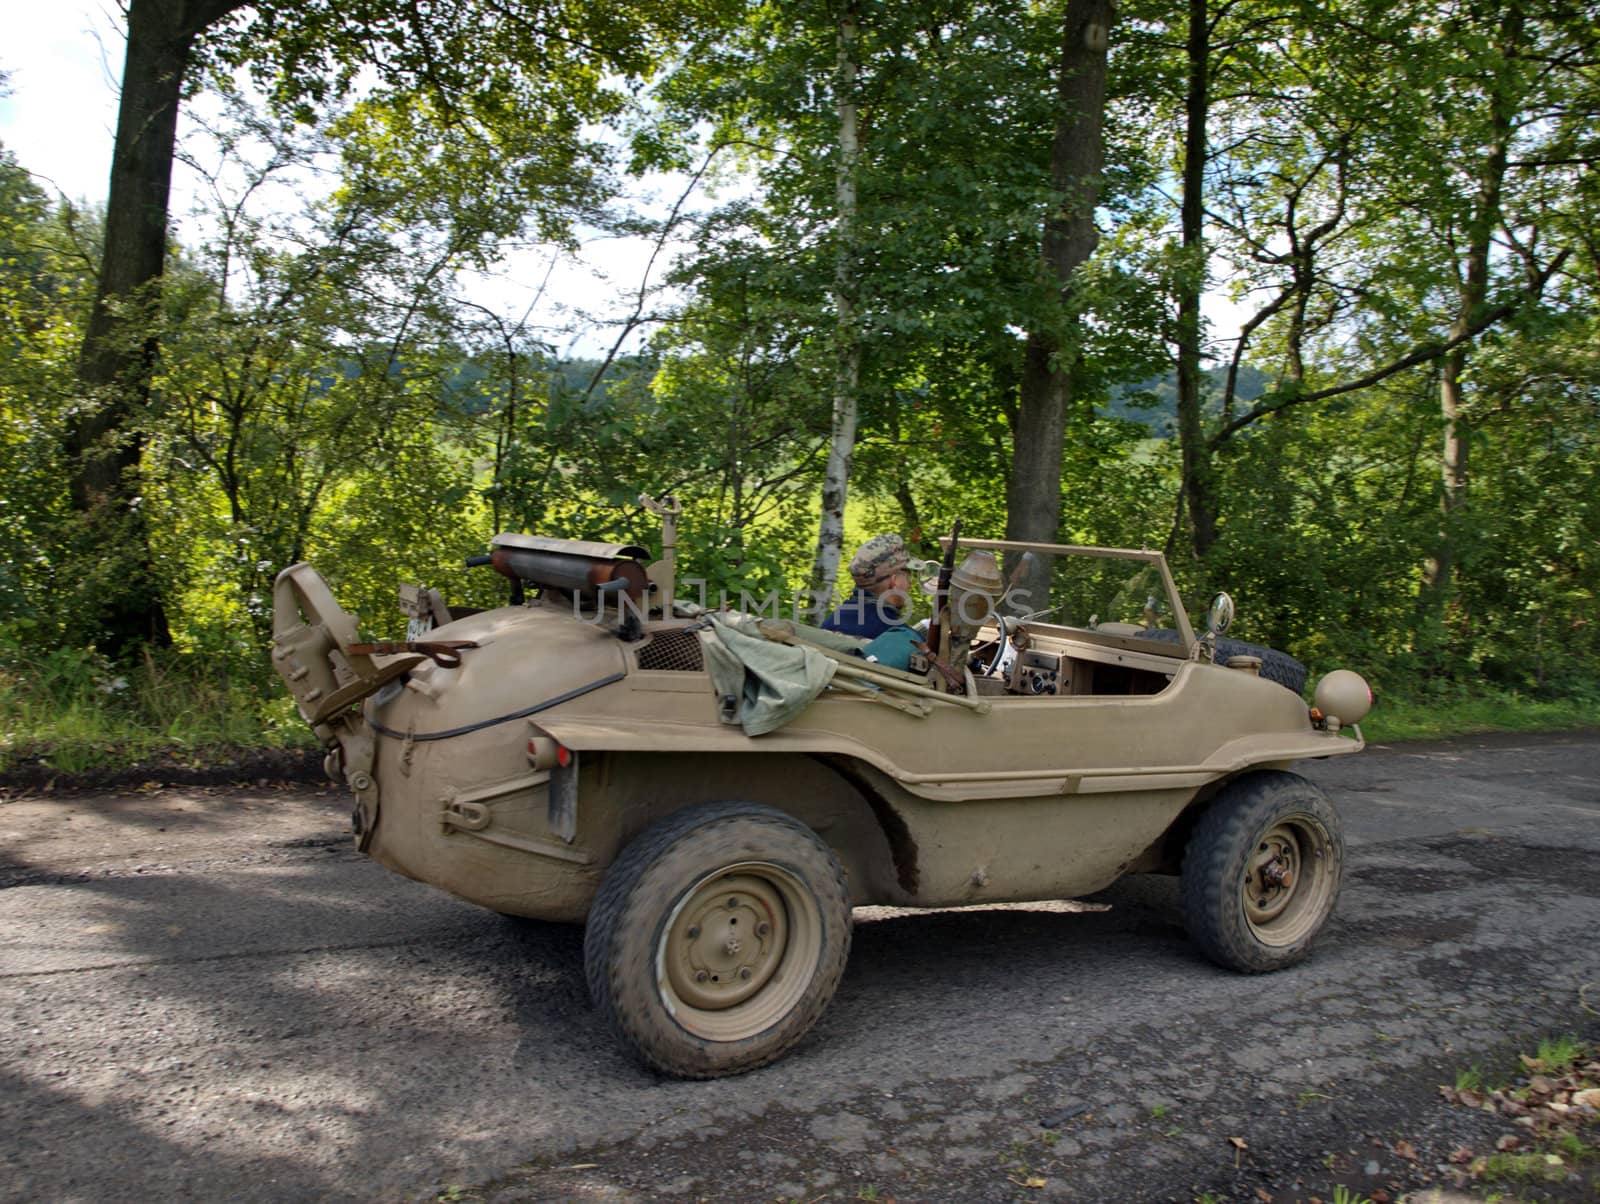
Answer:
1136 628 1308 695
1218 638 1308 694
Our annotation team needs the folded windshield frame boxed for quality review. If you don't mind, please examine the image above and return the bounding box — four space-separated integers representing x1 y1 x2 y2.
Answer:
938 538 1198 657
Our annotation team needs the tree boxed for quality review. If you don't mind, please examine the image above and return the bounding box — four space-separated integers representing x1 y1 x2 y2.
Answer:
68 0 250 652
151 120 482 646
810 0 864 597
0 143 100 642
68 0 725 655
1004 0 1116 603
1153 0 1582 572
656 1 1141 594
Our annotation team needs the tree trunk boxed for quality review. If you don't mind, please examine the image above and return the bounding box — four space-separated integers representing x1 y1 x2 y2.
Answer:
1173 0 1215 561
1417 0 1521 631
809 0 862 600
1004 0 1115 605
67 0 249 655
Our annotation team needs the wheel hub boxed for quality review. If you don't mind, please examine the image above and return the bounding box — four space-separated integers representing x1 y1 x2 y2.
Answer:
665 874 786 1011
1243 826 1303 924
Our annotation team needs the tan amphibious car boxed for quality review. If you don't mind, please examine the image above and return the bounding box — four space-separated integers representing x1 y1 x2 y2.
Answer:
271 499 1372 1078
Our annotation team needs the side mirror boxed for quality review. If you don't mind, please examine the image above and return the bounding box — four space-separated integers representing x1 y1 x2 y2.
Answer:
1206 592 1234 637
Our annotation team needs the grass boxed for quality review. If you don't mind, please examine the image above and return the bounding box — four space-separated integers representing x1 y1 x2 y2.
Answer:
1359 690 1598 743
1479 1150 1572 1183
1533 1034 1585 1071
1330 1187 1374 1204
0 644 314 774
1559 1131 1594 1162
1455 1034 1599 1197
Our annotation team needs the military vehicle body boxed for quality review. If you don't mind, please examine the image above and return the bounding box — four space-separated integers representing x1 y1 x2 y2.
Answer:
271 513 1371 1078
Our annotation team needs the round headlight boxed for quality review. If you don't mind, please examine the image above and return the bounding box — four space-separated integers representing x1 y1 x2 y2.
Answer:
1314 669 1372 726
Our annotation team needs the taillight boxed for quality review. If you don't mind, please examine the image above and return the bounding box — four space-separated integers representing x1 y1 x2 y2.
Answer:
527 736 571 770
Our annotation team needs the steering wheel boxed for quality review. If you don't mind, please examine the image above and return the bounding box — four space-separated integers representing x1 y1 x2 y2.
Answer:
967 613 1009 677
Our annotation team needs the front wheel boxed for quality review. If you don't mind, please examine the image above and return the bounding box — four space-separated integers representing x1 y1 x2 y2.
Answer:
584 802 852 1078
1181 772 1344 973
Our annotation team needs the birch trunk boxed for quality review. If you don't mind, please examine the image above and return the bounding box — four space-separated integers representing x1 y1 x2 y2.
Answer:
809 1 862 600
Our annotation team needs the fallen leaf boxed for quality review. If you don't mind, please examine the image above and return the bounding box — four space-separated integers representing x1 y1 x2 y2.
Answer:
1006 1176 1047 1189
1437 1086 1458 1103
1448 1147 1474 1164
1529 1075 1555 1095
1254 1189 1273 1203
1228 1137 1249 1150
1370 1191 1391 1204
1496 1135 1521 1151
1456 1088 1483 1108
1520 1053 1542 1070
1573 1088 1600 1109
1394 1140 1418 1162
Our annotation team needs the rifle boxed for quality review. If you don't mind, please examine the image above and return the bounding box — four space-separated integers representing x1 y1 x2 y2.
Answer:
923 517 962 668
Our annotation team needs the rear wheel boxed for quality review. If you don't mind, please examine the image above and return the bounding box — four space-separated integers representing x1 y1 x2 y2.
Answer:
1181 772 1344 972
584 802 852 1078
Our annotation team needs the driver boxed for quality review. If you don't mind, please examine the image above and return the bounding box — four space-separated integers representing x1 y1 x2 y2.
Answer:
820 534 929 640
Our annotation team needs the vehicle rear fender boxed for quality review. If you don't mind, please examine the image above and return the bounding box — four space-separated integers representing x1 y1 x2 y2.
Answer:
580 751 905 906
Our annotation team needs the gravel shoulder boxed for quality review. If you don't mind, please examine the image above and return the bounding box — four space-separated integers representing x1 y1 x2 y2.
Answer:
1 730 1597 1202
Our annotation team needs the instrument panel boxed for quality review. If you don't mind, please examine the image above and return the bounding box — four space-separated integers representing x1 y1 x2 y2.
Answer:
1013 649 1063 695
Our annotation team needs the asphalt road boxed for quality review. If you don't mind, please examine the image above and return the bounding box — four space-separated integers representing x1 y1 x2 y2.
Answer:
2 729 1597 1203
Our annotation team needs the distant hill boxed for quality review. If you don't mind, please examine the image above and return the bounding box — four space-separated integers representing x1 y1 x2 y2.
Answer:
437 354 653 415
1101 365 1269 436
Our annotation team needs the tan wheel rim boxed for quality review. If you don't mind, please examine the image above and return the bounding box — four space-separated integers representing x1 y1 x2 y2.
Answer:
656 862 822 1042
1240 815 1337 947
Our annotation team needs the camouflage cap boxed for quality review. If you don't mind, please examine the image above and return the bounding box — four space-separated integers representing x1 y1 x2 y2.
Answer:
848 533 909 589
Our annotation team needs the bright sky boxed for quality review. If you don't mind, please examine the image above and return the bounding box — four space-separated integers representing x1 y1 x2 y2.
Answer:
0 0 122 204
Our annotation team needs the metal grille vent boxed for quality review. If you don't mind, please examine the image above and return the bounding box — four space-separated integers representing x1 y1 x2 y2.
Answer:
635 629 705 672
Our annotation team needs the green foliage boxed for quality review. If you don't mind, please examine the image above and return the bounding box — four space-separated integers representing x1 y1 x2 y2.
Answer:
0 146 103 646
1478 1150 1570 1184
0 639 312 773
1534 1035 1585 1073
1361 688 1599 744
1330 1187 1374 1204
1 1 1596 770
